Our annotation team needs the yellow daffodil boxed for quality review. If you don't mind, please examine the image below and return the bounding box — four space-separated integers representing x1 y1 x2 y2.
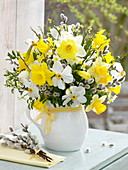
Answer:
103 52 114 63
17 52 34 71
56 31 86 59
77 71 91 80
35 38 49 54
57 39 78 59
108 86 121 95
37 54 45 62
30 62 55 86
100 74 113 85
87 57 110 83
86 94 107 114
92 30 110 51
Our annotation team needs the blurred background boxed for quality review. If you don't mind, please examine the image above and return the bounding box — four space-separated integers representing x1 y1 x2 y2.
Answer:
45 0 128 133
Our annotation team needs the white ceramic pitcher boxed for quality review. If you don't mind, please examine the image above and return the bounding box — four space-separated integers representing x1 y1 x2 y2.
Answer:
26 105 88 152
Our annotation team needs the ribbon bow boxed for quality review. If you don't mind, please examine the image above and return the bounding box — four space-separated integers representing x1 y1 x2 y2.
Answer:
35 103 83 134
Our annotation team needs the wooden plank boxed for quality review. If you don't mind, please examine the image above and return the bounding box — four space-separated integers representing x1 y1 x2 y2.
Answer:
14 0 45 129
0 0 16 133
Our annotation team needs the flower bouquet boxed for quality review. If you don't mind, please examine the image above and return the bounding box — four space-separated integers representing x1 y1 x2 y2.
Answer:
4 13 125 151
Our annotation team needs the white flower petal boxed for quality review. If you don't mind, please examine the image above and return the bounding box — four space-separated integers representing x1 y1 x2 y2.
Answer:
60 31 73 41
70 86 78 94
74 35 83 45
52 77 58 87
52 61 63 73
50 28 59 39
63 97 71 105
72 86 85 96
77 46 86 57
63 74 73 83
114 62 123 72
77 96 87 103
18 71 29 82
58 79 65 90
62 94 70 100
62 65 72 75
62 66 73 83
71 100 80 107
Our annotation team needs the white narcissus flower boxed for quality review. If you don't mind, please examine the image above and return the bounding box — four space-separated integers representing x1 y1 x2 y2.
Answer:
23 79 39 98
111 62 125 80
51 61 73 90
62 86 87 107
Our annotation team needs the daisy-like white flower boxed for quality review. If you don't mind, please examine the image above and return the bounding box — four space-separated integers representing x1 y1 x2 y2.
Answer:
51 61 73 90
55 31 86 59
23 79 39 98
62 86 87 107
111 62 125 80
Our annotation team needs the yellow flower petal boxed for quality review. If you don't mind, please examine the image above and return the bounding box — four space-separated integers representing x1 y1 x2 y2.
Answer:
77 71 91 80
57 39 78 59
109 86 121 95
35 38 49 54
30 62 55 86
92 30 110 51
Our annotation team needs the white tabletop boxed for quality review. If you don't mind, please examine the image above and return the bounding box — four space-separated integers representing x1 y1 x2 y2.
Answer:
0 124 128 170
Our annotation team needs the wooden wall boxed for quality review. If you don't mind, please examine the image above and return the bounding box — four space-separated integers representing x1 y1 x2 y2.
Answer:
0 0 44 133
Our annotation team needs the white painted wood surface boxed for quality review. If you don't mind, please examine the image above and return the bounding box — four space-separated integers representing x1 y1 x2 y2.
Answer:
0 127 128 169
0 0 44 133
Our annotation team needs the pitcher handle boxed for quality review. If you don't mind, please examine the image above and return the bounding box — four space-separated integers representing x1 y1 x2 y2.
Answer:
26 108 43 136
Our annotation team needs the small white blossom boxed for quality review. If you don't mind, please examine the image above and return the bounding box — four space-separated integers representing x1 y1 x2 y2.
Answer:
51 61 73 90
62 86 87 107
111 62 125 80
23 79 39 98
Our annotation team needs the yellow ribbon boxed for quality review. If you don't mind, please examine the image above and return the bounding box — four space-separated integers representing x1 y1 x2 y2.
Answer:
34 104 83 134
